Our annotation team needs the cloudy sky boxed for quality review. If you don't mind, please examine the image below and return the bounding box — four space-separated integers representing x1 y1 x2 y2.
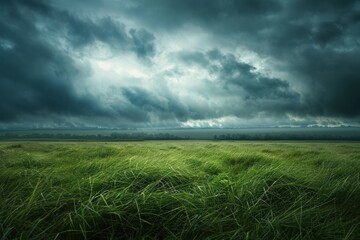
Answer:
0 0 359 129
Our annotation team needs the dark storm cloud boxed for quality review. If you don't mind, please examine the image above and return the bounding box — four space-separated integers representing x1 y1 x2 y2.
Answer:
20 0 156 59
175 49 302 118
209 51 300 101
0 0 155 124
1 0 360 128
0 0 105 121
177 49 300 101
261 1 360 118
56 14 155 58
117 0 360 120
121 87 190 121
293 49 360 117
67 0 282 31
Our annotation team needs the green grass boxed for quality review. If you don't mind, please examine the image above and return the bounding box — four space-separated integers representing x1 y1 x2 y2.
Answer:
0 141 359 239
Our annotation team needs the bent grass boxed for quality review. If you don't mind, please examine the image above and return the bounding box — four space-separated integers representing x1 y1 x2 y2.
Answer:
0 141 359 239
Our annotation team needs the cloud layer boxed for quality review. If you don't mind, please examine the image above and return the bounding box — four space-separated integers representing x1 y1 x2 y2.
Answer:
0 0 359 128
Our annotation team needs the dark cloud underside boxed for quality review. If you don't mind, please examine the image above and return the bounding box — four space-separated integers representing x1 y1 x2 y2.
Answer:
0 0 154 123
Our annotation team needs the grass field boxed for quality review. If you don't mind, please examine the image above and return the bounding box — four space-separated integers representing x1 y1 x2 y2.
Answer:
1 141 360 239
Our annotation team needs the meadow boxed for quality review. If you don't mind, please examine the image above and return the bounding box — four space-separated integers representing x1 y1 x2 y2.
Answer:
1 141 360 239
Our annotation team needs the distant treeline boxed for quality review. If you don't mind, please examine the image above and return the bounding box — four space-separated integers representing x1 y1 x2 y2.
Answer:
214 134 360 140
0 132 187 141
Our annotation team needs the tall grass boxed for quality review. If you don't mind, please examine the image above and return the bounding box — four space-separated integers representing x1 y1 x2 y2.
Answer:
0 141 359 239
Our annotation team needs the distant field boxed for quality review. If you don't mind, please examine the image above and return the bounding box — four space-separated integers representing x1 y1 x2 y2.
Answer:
1 127 360 140
1 141 360 239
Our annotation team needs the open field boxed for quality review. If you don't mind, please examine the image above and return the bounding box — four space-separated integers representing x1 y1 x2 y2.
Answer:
1 141 360 239
1 128 360 140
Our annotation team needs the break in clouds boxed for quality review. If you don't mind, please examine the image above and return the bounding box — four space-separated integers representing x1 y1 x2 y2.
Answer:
0 0 359 128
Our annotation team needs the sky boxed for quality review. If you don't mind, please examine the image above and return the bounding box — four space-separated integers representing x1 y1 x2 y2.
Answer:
0 0 360 129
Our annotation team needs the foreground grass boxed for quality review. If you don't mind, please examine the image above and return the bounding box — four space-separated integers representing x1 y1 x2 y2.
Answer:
0 141 359 239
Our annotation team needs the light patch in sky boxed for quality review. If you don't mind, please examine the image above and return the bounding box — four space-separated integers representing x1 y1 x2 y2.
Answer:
157 25 215 53
0 38 15 50
89 54 150 87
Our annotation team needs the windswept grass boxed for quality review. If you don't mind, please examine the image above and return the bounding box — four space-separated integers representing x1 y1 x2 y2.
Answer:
0 141 359 239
